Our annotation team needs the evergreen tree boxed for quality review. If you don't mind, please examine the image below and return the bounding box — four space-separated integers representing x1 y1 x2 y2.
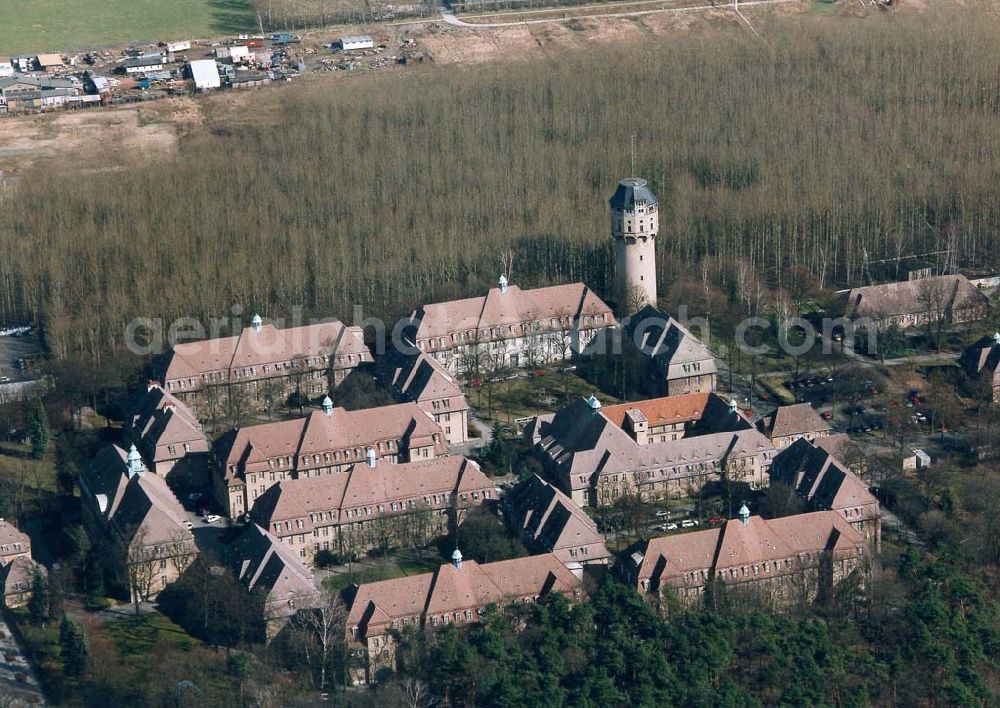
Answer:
29 399 50 459
28 565 49 625
59 614 89 678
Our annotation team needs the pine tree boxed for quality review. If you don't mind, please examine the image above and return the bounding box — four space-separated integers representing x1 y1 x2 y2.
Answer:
59 614 89 678
28 565 49 625
29 399 50 459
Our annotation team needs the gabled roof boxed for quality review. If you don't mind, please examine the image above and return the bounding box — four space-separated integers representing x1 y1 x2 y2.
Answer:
2 555 42 596
163 319 369 383
602 392 712 429
251 457 491 531
385 344 466 405
635 511 866 588
126 385 207 460
0 519 30 550
228 524 321 619
770 439 878 517
960 334 1000 378
844 274 989 320
625 305 716 370
505 475 608 559
758 403 830 440
346 553 582 641
411 282 615 341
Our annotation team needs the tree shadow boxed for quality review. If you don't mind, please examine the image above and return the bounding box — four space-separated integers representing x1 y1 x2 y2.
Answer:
206 0 257 35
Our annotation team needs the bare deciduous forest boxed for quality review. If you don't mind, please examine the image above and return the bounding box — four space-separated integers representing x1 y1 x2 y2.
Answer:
1 10 999 359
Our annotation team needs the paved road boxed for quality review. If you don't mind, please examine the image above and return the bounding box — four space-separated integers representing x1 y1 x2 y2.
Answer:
441 0 798 28
0 614 46 706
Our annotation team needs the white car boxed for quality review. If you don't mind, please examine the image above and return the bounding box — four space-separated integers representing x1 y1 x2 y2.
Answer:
681 519 699 528
654 510 670 518
203 514 220 524
665 523 679 531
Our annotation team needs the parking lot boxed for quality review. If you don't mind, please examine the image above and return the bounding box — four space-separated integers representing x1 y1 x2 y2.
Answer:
0 330 45 383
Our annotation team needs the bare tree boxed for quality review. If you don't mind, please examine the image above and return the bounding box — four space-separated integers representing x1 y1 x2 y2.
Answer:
295 591 348 690
916 278 949 351
120 526 161 614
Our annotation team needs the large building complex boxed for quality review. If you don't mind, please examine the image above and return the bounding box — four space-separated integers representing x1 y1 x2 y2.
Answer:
345 551 584 684
250 456 494 564
407 280 615 376
213 400 448 518
527 392 775 508
626 507 869 612
158 316 372 416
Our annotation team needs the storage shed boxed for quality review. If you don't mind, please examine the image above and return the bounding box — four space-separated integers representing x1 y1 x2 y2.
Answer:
339 36 374 51
189 59 221 90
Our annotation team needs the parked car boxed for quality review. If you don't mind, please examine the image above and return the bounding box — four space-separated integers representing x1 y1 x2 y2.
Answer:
680 519 699 528
655 524 669 532
470 379 484 388
531 369 546 378
203 514 220 524
820 410 832 420
654 510 670 518
0 376 9 383
709 516 725 525
665 523 679 531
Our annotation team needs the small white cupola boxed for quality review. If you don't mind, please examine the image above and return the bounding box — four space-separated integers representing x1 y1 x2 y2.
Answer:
251 314 263 332
498 274 508 294
738 502 750 526
451 548 463 570
586 394 602 412
321 395 334 416
127 444 145 477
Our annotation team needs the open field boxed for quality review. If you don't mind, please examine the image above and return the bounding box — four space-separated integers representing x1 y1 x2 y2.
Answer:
0 0 256 54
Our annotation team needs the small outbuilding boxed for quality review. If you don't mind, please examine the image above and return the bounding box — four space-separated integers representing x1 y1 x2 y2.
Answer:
36 53 64 73
339 35 374 51
189 59 221 90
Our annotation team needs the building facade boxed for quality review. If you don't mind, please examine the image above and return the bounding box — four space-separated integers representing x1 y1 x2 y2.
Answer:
157 316 372 418
617 305 717 396
213 400 448 518
527 393 775 508
408 281 616 377
79 445 199 603
611 177 658 311
0 518 30 566
379 344 470 445
250 456 494 565
345 551 584 684
626 508 870 612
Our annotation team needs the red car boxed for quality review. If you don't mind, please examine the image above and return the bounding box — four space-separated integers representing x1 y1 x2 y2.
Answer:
470 379 484 388
709 516 725 525
532 369 546 378
820 411 833 420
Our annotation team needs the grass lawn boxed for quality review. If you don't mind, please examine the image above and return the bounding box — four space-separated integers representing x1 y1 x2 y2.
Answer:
105 612 199 657
470 371 620 425
0 442 58 494
0 0 256 54
322 555 440 594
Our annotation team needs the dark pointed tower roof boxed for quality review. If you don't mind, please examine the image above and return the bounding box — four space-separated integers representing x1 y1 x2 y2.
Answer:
609 178 658 210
